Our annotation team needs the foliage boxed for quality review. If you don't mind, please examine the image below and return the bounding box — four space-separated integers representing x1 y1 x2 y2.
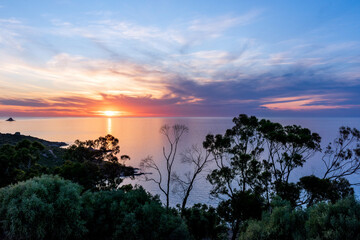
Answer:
299 175 354 206
0 140 46 187
218 191 264 240
322 126 360 181
0 175 86 240
203 114 320 239
240 197 360 240
306 197 360 240
239 198 307 240
0 176 190 240
82 186 190 240
56 134 133 190
181 204 227 240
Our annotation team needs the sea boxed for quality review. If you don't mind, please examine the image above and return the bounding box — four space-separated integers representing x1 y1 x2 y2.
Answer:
1 117 359 206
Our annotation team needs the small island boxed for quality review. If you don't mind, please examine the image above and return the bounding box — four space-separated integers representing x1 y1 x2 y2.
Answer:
6 117 15 121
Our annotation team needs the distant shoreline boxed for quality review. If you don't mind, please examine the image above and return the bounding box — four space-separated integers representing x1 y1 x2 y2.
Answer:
0 132 67 147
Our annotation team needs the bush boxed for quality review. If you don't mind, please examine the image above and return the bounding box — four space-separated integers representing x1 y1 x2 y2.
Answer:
82 186 190 240
0 175 86 240
306 197 360 240
182 204 227 240
240 197 360 240
240 198 307 240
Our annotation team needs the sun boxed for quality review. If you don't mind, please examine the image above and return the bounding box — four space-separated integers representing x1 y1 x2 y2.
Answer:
103 111 117 117
95 110 127 117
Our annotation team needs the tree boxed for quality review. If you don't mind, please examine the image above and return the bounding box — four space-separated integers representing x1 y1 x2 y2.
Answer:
239 198 307 240
140 124 188 209
172 144 212 214
181 204 227 240
259 121 321 184
297 127 359 207
55 134 133 190
240 197 360 240
0 175 86 240
203 114 321 239
82 186 190 240
204 115 266 240
306 197 360 240
0 140 46 187
322 126 360 182
298 175 354 206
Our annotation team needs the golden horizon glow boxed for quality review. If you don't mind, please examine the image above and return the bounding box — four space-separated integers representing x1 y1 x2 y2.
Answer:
96 110 124 117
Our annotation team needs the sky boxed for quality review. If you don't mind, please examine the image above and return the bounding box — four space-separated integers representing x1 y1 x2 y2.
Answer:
0 0 360 117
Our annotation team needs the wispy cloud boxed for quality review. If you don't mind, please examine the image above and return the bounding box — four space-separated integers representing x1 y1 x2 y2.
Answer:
260 94 359 111
0 7 360 117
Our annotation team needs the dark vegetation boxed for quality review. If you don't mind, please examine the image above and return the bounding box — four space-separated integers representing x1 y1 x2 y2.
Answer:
0 114 360 239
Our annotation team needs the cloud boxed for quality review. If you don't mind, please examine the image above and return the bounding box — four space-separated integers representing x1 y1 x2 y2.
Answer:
260 94 360 111
188 9 262 35
1 9 360 117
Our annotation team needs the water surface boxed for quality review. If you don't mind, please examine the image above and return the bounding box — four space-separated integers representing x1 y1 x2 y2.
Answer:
1 117 359 205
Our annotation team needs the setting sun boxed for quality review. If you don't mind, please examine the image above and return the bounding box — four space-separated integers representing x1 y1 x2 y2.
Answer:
96 110 123 117
104 111 116 117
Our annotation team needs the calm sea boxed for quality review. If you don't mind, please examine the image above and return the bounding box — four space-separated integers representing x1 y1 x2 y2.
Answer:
1 117 359 205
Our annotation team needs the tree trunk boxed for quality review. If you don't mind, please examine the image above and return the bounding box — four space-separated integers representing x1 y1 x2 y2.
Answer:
231 220 240 240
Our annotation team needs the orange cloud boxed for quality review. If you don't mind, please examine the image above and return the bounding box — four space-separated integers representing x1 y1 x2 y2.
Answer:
261 94 358 111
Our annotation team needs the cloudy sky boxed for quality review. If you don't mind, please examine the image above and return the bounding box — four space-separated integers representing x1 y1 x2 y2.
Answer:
0 0 359 117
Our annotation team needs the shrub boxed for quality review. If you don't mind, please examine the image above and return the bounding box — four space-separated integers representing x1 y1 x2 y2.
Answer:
240 198 307 240
82 186 190 240
0 175 86 240
306 197 360 240
182 204 227 240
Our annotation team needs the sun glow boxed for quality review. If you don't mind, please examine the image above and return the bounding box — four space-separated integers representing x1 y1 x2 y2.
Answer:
104 111 116 116
96 110 123 117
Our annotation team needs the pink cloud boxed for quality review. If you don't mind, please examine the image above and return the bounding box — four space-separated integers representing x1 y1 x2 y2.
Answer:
260 94 359 111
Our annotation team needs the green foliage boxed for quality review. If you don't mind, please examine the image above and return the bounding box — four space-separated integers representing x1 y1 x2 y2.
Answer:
240 197 360 240
204 114 320 239
54 160 101 191
0 176 191 240
274 181 301 208
0 175 86 240
0 140 47 187
240 200 307 240
306 197 360 240
56 134 134 190
181 204 227 240
299 175 354 206
217 191 264 226
82 186 190 240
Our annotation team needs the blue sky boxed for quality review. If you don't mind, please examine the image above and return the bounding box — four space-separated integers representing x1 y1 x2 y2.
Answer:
0 0 359 117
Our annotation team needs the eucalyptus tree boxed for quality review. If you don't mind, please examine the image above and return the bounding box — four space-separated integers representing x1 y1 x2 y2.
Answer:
298 126 360 206
204 115 267 240
322 126 360 181
140 124 188 209
203 114 321 239
0 140 45 187
56 134 133 191
172 144 212 214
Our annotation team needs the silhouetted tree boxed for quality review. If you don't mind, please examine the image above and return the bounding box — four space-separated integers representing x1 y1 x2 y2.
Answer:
204 115 267 240
172 144 212 214
204 114 321 239
140 124 188 209
56 134 133 190
181 204 227 240
0 140 45 187
322 126 360 182
299 175 354 206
